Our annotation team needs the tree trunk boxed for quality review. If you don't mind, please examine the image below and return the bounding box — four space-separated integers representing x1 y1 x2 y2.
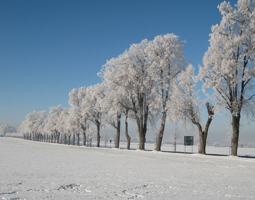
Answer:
137 117 146 150
53 133 55 143
57 132 60 143
76 133 80 146
115 113 121 149
97 123 100 147
155 111 167 151
64 134 67 145
55 131 58 143
231 115 240 156
136 117 146 150
68 135 71 145
137 95 145 150
125 110 131 150
137 121 147 150
138 112 148 150
83 130 86 146
196 102 214 154
72 134 75 145
139 133 145 150
198 129 206 154
88 137 92 147
197 119 213 154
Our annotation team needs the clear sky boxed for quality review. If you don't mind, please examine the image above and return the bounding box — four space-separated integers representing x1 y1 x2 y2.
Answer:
0 0 254 144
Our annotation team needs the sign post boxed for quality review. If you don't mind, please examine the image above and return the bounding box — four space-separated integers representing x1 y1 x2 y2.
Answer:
184 136 194 153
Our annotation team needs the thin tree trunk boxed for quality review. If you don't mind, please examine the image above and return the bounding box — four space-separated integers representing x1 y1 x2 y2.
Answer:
64 134 67 145
68 135 71 145
87 137 92 147
115 113 121 149
72 134 75 145
97 123 100 147
155 111 167 151
137 95 145 150
231 115 240 156
56 132 58 143
76 133 80 146
125 110 131 150
138 116 148 150
83 131 86 146
57 132 60 143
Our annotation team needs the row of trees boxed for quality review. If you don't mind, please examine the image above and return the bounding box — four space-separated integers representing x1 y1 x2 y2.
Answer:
0 123 16 136
18 0 255 156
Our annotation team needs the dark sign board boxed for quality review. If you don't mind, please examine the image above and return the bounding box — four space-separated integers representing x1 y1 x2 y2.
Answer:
184 136 194 146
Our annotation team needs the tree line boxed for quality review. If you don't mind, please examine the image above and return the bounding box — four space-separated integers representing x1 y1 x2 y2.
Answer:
18 0 255 156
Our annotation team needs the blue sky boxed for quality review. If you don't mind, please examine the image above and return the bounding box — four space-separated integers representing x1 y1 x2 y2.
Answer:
1 0 253 143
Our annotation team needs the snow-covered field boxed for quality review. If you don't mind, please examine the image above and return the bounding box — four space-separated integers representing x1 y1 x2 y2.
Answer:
1 138 255 199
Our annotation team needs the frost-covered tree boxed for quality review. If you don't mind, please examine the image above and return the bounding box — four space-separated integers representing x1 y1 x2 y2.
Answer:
68 106 81 145
147 33 186 151
0 123 16 136
18 120 29 139
68 88 85 146
75 86 89 146
213 142 220 147
199 0 255 156
35 110 47 141
171 65 214 154
127 40 157 150
56 108 69 144
24 111 37 140
82 83 105 147
100 84 123 149
45 105 63 143
86 125 96 147
99 53 133 149
20 110 47 141
100 39 156 150
69 88 79 145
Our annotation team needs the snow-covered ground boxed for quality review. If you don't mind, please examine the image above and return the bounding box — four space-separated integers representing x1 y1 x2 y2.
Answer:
1 138 255 199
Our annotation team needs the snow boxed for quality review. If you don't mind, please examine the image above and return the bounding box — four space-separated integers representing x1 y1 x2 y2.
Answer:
1 138 255 199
